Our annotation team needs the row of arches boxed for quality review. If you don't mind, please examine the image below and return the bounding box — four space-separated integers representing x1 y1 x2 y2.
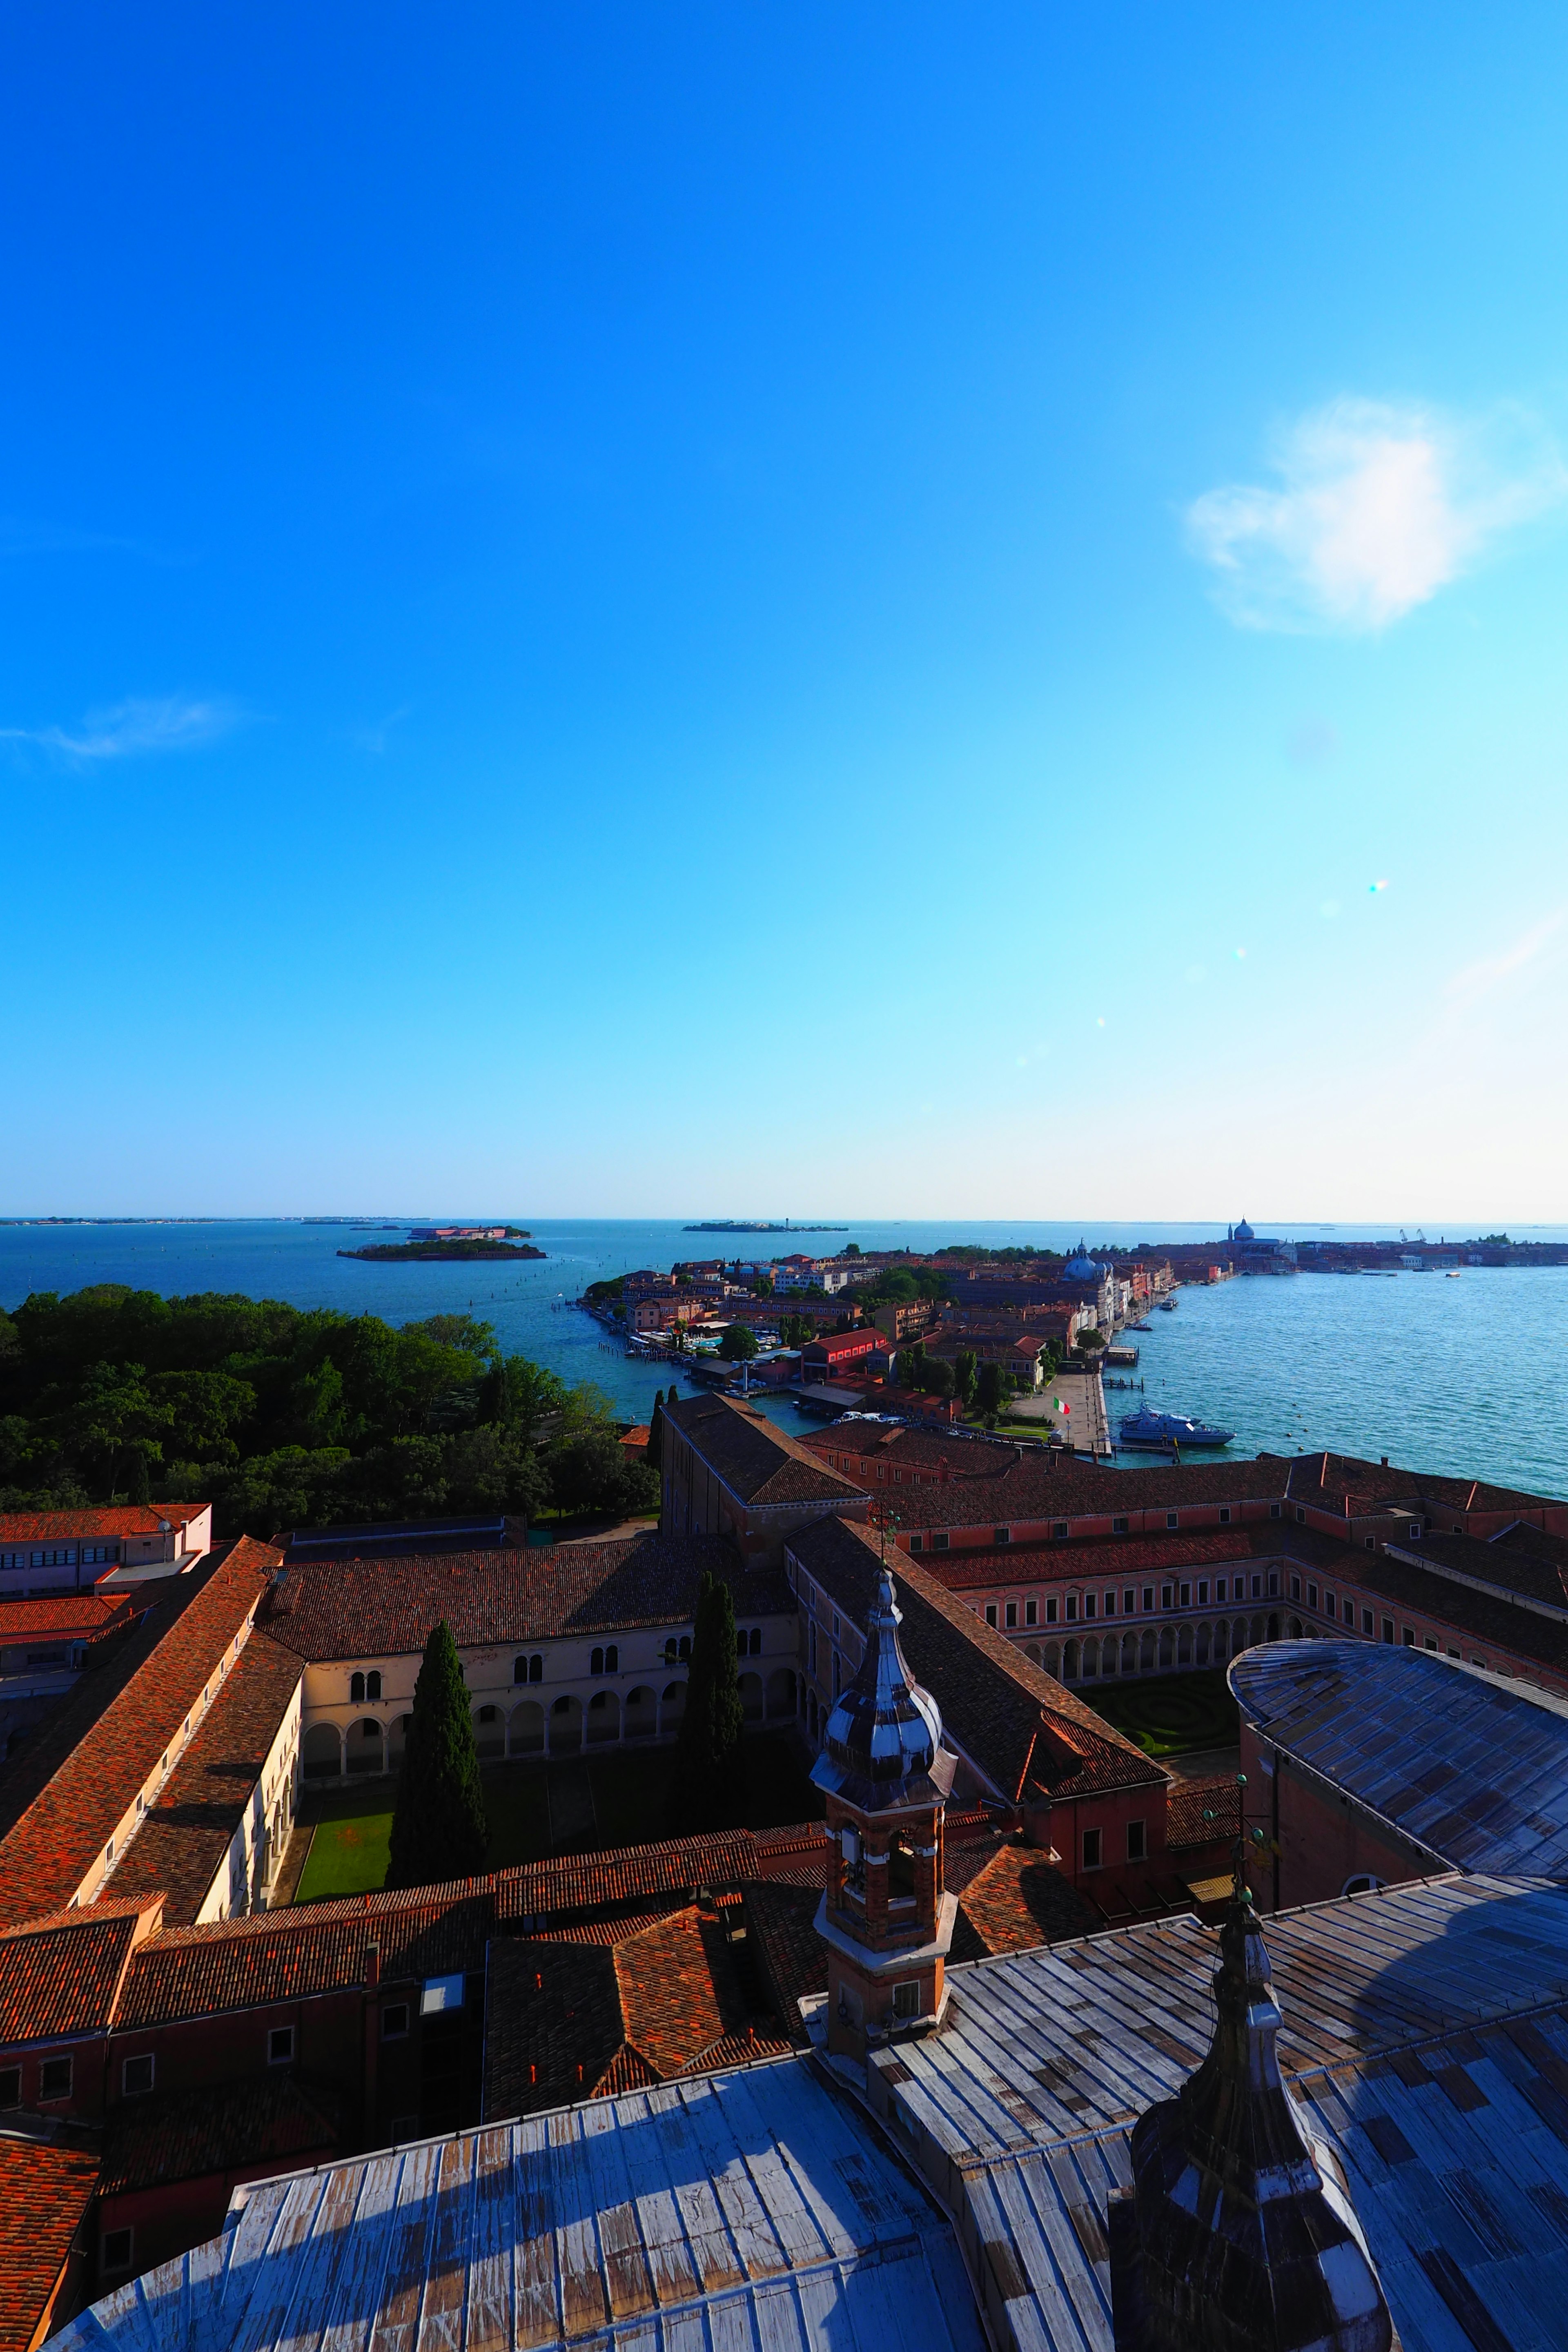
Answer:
302 1668 798 1779
1025 1614 1282 1684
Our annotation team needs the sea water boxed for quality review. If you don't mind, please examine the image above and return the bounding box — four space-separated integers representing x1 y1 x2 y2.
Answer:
1 1218 1565 1497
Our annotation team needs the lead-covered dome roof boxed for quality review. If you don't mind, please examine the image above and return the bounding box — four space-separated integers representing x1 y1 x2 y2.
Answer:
811 1568 956 1811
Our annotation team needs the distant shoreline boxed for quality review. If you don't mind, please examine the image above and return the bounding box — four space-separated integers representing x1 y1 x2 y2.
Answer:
684 1221 849 1233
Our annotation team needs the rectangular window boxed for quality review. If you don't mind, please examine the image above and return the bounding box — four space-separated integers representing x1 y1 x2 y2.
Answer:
1424 1635 1438 1650
993 1528 1011 1547
1296 1506 1306 1523
909 1535 923 1553
1403 1627 1415 1647
1216 1577 1227 1602
421 1973 465 2016
932 1533 949 1552
1142 1586 1154 1613
985 1604 998 1628
1066 1595 1078 1621
122 2054 155 2097
1025 1598 1037 1627
268 2026 296 2067
1251 1575 1262 1600
1362 1608 1374 1636
0 2066 18 2109
1447 1647 1460 1659
1324 1591 1336 1619
1197 1580 1209 1605
1270 1502 1281 1520
1112 1516 1129 1535
1409 1523 1422 1539
381 2002 411 2040
1160 1583 1173 1610
892 1980 921 2020
40 2056 72 2101
1084 1592 1097 1619
1472 1657 1486 1669
1166 1512 1178 1530
1126 1820 1147 1863
1004 1601 1017 1630
1218 1507 1231 1525
1053 1521 1069 1539
1123 1589 1135 1614
1365 1536 1376 1550
1290 1576 1301 1601
1307 1584 1318 1609
101 2227 134 2275
1382 1618 1395 1644
1104 1590 1116 1617
1178 1582 1191 1608
1082 1828 1103 1871
1045 1595 1058 1624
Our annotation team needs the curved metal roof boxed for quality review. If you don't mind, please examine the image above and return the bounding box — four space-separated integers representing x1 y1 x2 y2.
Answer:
1230 1638 1568 1878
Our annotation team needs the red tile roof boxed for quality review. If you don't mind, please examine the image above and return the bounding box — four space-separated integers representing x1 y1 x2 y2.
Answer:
0 1595 136 1643
0 2131 100 2352
99 2074 341 2199
1167 1776 1241 1852
0 1537 283 1925
117 1885 492 2030
666 1392 866 1506
99 1634 303 1924
0 1901 158 2045
923 1530 1255 1591
949 1841 1098 1956
261 1532 791 1661
0 1504 207 1542
491 1823 825 1924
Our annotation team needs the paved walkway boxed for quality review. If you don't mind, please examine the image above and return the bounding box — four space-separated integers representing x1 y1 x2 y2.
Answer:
1005 1366 1110 1454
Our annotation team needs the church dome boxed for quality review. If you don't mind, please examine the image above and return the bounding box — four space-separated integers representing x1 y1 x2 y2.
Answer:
814 1569 951 1805
1234 1218 1254 1242
1064 1240 1104 1280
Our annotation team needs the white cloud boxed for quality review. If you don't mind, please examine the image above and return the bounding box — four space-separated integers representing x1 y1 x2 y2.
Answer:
1186 399 1567 632
0 695 244 762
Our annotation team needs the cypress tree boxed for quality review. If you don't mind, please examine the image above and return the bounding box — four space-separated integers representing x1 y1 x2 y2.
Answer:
668 1572 745 1831
387 1619 489 1889
127 1450 151 1506
646 1388 664 1472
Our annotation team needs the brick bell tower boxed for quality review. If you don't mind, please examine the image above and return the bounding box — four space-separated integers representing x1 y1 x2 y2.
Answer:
811 1566 958 2063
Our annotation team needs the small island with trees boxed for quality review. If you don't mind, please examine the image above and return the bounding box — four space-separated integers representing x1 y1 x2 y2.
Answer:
339 1233 546 1263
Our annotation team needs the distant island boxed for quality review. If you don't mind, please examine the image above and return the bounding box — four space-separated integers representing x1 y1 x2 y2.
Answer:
339 1237 546 1263
684 1220 849 1233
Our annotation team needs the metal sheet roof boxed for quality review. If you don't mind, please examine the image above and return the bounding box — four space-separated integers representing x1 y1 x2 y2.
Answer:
1230 1638 1568 1875
54 2056 987 2352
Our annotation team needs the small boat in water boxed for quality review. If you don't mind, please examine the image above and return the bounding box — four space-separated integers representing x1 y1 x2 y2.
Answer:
1158 1298 1178 1311
1118 1404 1234 1450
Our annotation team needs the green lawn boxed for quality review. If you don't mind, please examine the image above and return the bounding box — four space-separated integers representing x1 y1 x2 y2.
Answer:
1078 1669 1239 1761
288 1732 823 1903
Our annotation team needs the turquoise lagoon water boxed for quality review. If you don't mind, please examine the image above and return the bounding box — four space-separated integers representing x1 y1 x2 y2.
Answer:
2 1218 1565 1497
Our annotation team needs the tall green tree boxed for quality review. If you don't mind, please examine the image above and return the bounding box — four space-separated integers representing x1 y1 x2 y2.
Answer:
718 1322 758 1361
953 1349 978 1408
646 1389 666 1471
668 1571 745 1832
975 1361 1009 1422
386 1620 490 1889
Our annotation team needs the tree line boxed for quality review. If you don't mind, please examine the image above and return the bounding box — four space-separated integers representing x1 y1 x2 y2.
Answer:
0 1284 656 1535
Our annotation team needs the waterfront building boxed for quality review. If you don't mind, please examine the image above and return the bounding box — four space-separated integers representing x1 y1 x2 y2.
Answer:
659 1389 867 1564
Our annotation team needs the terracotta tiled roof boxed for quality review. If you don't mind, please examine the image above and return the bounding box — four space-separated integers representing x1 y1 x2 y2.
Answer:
924 1530 1255 1590
0 1505 206 1542
1281 1451 1559 1517
99 2074 341 2198
0 1596 136 1644
99 1635 303 1925
482 1901 770 2120
949 1842 1098 1957
1355 1550 1568 1670
740 1880 826 2036
0 1537 282 1925
490 1823 824 1924
261 1532 791 1660
1166 1777 1241 1852
0 1902 157 2045
0 2131 100 2352
666 1392 865 1507
1392 1527 1568 1614
118 1886 491 2030
788 1515 1163 1805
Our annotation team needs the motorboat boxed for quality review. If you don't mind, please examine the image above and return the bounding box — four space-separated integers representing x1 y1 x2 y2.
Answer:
1128 1321 1153 1332
1158 1298 1177 1311
1118 1404 1234 1450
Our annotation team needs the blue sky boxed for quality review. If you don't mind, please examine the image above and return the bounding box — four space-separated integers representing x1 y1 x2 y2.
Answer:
4 4 1567 1223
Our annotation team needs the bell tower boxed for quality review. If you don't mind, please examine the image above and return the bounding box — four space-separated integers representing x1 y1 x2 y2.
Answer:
811 1568 958 2064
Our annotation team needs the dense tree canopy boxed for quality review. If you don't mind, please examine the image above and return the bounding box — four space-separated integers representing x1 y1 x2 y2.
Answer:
0 1284 657 1534
668 1569 745 1833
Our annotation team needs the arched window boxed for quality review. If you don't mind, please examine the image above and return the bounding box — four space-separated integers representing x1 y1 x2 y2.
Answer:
350 1672 365 1704
366 1670 381 1702
678 1635 691 1662
663 1637 678 1665
604 1643 619 1673
591 1647 605 1677
477 1704 499 1724
748 1629 762 1656
514 1654 543 1685
1342 1873 1385 1896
